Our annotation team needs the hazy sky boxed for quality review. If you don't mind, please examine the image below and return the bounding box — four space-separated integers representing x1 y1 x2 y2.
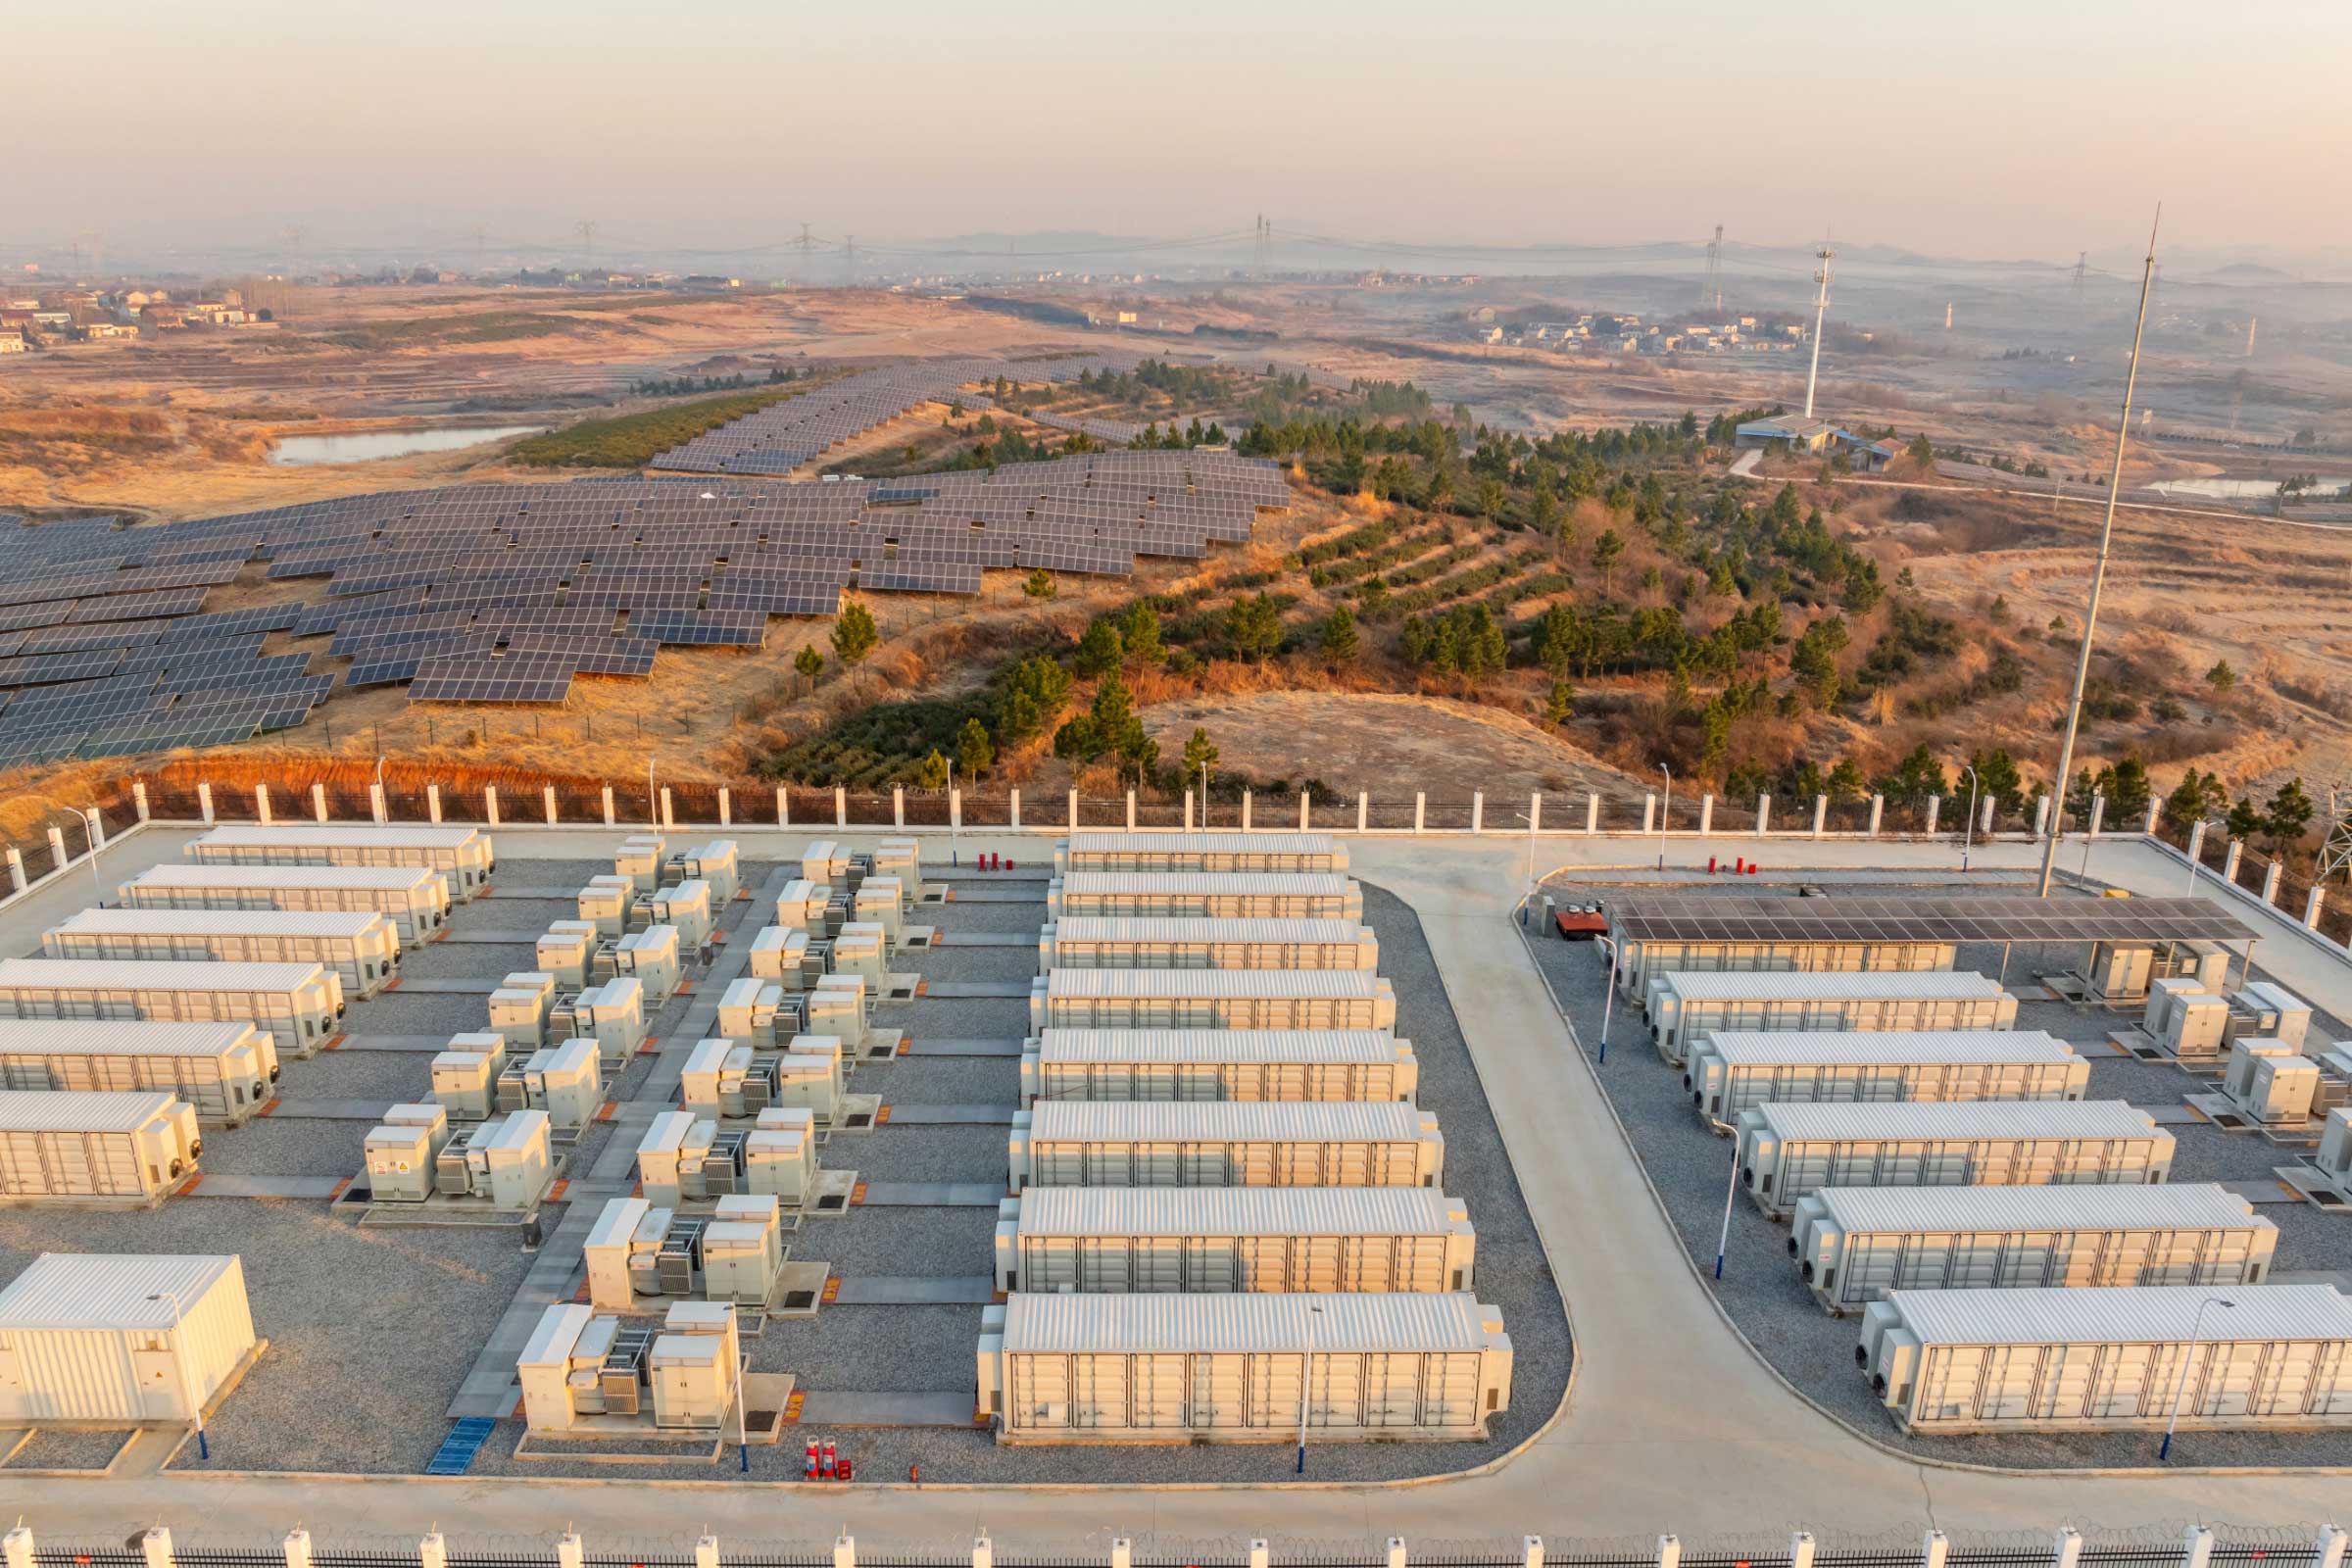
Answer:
7 0 2348 268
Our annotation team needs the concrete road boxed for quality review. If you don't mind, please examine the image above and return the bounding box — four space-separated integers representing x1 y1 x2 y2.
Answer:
0 822 2344 1544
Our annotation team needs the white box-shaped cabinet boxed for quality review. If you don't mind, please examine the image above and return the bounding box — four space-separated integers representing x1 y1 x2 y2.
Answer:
831 923 887 990
801 841 846 884
366 1122 437 1201
808 977 866 1051
615 926 681 1004
746 1106 816 1203
615 836 667 894
750 927 811 986
0 1253 256 1423
672 841 739 905
578 878 632 940
680 1040 782 1120
0 958 345 1059
574 977 646 1061
0 1018 279 1129
460 1109 552 1209
2239 982 2312 1049
650 1301 740 1430
638 1110 700 1207
854 882 905 944
520 1039 604 1129
536 926 595 990
652 882 714 949
715 978 781 1046
487 972 555 1052
775 879 827 934
431 1050 499 1119
777 1035 845 1120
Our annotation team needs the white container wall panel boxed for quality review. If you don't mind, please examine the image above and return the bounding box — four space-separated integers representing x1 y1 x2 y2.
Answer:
1614 937 1959 1000
1794 1184 2279 1310
1033 971 1396 1033
1049 874 1363 922
0 959 344 1056
1054 832 1348 876
0 1091 202 1202
0 1020 277 1127
1021 1030 1418 1105
1688 1031 2086 1121
185 823 493 900
0 1254 255 1423
982 1290 1506 1443
1648 971 2017 1064
1001 1186 1475 1294
1011 1102 1443 1191
1739 1102 2175 1218
1040 918 1379 973
119 864 449 948
1863 1283 2352 1434
43 908 401 1000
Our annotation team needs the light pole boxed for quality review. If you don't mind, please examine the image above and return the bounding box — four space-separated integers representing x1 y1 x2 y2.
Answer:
1714 1131 1742 1279
81 808 104 906
947 760 957 851
2159 1297 2235 1461
1596 934 1620 1065
1657 763 1673 872
375 754 388 822
147 1291 208 1460
1961 764 1980 874
1294 1301 1324 1474
647 759 657 833
1200 760 1210 829
1513 809 1537 926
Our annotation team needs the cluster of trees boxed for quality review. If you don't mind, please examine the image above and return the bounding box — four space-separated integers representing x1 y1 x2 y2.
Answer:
1397 603 1507 680
629 367 805 396
2160 769 2317 858
1131 417 1230 450
1075 359 1231 410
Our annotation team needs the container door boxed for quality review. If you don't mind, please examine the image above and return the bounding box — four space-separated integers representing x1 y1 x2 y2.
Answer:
1132 1353 1186 1429
1421 1351 1481 1429
2199 1343 2259 1417
1298 1234 1341 1293
1975 1344 2041 1421
1135 1140 1178 1186
2034 1344 2100 1420
1364 1352 1420 1427
132 1345 184 1419
1194 1236 1241 1292
1136 1238 1182 1293
1035 1144 1083 1187
2001 1231 2056 1288
1231 1142 1270 1187
1078 1238 1130 1293
1032 1238 1077 1293
1311 1352 1361 1431
1187 1142 1234 1186
1009 1353 1069 1430
1191 1352 1246 1428
1068 1353 1126 1430
1918 1344 1987 1424
2088 1343 2155 1417
2247 1342 2311 1416
1949 1231 2003 1289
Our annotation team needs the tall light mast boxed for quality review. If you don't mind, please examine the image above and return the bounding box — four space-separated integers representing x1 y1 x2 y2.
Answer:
1802 241 1835 419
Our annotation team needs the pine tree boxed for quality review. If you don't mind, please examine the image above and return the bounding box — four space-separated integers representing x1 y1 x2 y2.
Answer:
830 601 878 693
793 644 823 694
1074 618 1123 677
955 717 994 782
1121 604 1165 669
1181 727 1219 786
1320 605 1359 669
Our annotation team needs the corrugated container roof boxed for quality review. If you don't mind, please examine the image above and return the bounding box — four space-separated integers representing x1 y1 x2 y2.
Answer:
1050 918 1370 946
1699 1030 2074 1065
127 864 440 892
1886 1284 2352 1347
1065 832 1337 856
1003 1290 1489 1354
1754 1101 2163 1141
1028 1101 1428 1142
1816 1182 2265 1234
0 1019 262 1057
1017 1186 1456 1238
0 1254 239 1332
1034 1029 1402 1064
0 1089 185 1131
1656 971 2011 1002
0 957 328 993
1055 873 1356 897
50 908 391 940
192 824 481 850
1044 970 1386 1000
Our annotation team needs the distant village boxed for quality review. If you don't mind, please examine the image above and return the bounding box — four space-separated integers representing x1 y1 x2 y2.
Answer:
0 282 271 354
1463 304 1808 357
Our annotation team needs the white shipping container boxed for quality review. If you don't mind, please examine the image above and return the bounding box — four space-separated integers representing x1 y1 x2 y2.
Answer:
43 907 401 999
0 1090 203 1203
1049 873 1363 922
1009 1101 1444 1191
1040 918 1379 973
1739 1101 2175 1218
1021 1029 1418 1105
998 1186 1476 1294
1792 1183 2278 1311
1860 1283 2352 1434
1612 932 1959 1000
119 863 448 948
186 823 493 900
1687 1030 2086 1122
978 1291 1507 1443
0 958 343 1057
1032 970 1396 1033
0 1253 256 1423
1054 831 1348 875
0 1019 278 1127
1648 970 2017 1064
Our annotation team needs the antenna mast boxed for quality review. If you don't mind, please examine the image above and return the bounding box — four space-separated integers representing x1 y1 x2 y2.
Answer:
1700 224 1723 312
1801 240 1834 419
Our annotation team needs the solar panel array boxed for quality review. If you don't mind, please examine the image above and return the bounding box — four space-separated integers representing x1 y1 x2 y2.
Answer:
1606 895 2255 947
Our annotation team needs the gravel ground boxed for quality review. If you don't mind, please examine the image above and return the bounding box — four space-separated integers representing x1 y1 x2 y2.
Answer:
340 991 508 1040
275 1047 437 1104
1527 871 2352 1470
200 1114 374 1178
399 940 542 981
5 1428 130 1470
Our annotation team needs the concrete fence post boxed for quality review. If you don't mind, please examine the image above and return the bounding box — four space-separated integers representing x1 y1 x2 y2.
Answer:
1067 789 1079 830
1414 792 1426 835
1471 791 1484 834
2181 1527 2215 1568
695 1539 719 1568
1868 794 1885 837
1642 793 1656 835
1788 1534 1816 1568
718 787 731 827
1299 791 1311 832
1982 792 1996 833
2187 819 2208 868
197 782 214 823
1248 1544 1270 1568
84 807 105 852
951 789 962 831
2051 1529 2082 1568
2262 861 2282 904
834 786 848 828
1110 1542 1132 1568
426 784 441 823
1126 790 1137 831
2224 839 2243 884
312 782 328 822
256 784 271 824
1812 794 1829 839
2087 794 2106 839
833 1535 856 1568
2311 1525 2348 1568
418 1534 447 1568
1698 794 1714 837
601 785 614 826
1922 1532 1948 1568
6 849 24 895
283 1530 313 1568
1523 1539 1544 1568
484 786 500 827
133 782 150 821
1756 793 1771 836
45 826 66 871
660 786 673 829
1242 790 1253 832
1529 792 1543 835
4 1525 34 1568
893 786 906 829
776 787 790 827
2306 885 2327 929
2143 799 2161 835
369 783 387 824
556 1535 584 1568
543 786 558 825
973 1531 993 1568
1009 788 1020 829
1586 791 1600 833
1655 1537 1681 1568
1357 791 1369 833
1184 791 1195 832
1924 795 1940 835
141 1530 175 1568
1386 1540 1407 1568
2033 793 2051 839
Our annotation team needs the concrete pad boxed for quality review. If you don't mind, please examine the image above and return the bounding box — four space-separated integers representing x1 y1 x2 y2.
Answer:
438 930 549 945
929 931 1035 948
480 888 581 900
2220 1177 2310 1205
828 1274 995 1305
904 1037 1024 1056
856 1181 1004 1206
336 1034 451 1053
265 1099 396 1121
918 980 1031 999
2136 1102 2207 1124
792 1391 979 1428
389 977 502 995
877 1102 1017 1125
939 888 1044 904
183 1174 347 1200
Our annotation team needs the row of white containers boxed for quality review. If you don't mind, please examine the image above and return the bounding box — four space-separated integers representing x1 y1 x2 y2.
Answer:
118 863 452 946
0 958 345 1057
42 906 401 999
1048 873 1362 921
0 1019 277 1129
1038 917 1378 973
1053 832 1348 876
1020 1029 1419 1105
182 823 494 900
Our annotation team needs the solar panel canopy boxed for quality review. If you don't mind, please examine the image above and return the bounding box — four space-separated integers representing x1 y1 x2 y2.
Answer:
1605 895 2254 947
